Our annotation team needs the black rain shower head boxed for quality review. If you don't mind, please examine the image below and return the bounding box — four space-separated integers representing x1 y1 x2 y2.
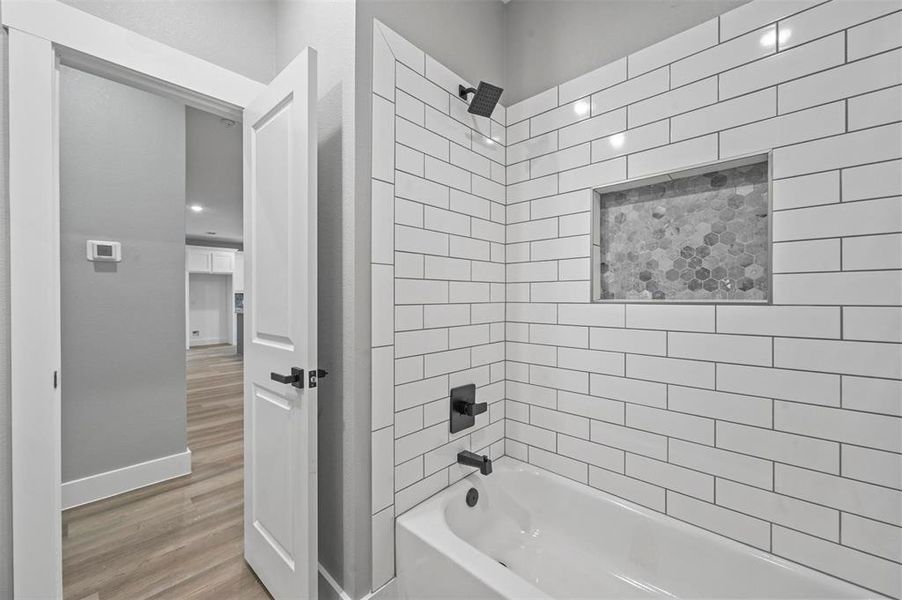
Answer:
459 81 504 118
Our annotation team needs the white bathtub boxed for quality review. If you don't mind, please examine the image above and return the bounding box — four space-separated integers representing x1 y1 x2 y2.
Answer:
395 457 876 600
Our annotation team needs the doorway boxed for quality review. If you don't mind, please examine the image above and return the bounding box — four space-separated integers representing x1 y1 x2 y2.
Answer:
56 64 267 599
8 5 319 596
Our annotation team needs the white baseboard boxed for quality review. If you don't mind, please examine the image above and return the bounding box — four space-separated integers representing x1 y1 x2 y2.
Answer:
61 448 192 510
189 337 228 347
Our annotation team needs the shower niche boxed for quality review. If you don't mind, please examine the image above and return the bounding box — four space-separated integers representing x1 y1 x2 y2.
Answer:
592 154 771 303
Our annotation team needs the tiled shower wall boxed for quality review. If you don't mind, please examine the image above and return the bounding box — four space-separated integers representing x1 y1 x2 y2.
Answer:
371 1 902 596
502 1 901 597
369 21 508 589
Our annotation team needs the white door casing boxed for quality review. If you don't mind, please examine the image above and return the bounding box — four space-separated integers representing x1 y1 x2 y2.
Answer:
242 48 319 599
8 28 63 599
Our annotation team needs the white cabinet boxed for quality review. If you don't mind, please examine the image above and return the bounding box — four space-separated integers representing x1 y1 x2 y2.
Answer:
186 246 212 273
210 250 235 274
186 245 236 274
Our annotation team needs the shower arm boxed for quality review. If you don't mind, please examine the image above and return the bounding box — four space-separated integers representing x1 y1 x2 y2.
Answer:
458 85 477 100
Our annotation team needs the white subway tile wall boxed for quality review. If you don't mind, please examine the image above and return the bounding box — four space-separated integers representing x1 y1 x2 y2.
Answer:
372 2 902 596
370 20 507 590
499 2 902 597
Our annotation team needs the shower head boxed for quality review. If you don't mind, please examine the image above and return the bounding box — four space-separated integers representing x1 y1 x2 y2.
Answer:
459 81 504 118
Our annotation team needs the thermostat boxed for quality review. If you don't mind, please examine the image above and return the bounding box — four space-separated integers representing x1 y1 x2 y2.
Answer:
86 240 121 262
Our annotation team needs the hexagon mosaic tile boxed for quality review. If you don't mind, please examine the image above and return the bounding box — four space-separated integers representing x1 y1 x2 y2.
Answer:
597 161 769 302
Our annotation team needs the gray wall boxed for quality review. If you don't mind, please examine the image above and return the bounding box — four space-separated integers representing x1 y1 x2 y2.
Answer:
59 0 277 83
503 0 751 104
274 1 370 596
60 66 188 482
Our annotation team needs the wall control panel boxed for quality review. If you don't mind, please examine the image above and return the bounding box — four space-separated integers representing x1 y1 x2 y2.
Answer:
86 240 121 262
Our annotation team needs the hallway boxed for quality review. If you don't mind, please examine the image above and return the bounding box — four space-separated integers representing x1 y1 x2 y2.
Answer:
62 346 269 600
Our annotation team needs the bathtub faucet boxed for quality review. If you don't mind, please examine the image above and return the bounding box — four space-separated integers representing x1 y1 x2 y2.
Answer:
458 450 493 476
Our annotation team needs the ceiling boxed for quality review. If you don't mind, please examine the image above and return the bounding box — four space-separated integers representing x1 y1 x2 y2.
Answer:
184 106 243 244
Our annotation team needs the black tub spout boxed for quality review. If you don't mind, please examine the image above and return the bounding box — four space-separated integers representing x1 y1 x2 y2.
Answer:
458 450 492 475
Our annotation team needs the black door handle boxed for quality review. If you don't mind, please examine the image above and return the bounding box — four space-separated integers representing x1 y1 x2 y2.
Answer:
271 367 304 389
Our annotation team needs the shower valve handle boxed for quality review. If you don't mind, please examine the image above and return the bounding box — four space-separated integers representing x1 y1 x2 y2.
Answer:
455 399 487 417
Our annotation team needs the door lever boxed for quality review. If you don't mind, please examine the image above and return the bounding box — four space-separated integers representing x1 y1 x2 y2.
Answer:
271 367 304 389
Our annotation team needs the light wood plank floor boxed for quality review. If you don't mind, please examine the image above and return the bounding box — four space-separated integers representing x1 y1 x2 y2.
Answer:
63 345 271 600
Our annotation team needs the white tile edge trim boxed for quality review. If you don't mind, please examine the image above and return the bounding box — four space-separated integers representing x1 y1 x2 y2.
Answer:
61 448 192 510
318 565 353 600
320 564 396 600
366 578 398 600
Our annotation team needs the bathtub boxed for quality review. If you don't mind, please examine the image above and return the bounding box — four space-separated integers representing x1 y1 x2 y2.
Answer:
395 457 876 600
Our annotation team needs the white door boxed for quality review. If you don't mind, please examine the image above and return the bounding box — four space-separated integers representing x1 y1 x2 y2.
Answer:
242 48 318 599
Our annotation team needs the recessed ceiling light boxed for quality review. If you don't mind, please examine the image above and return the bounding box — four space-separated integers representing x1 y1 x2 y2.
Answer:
189 204 203 213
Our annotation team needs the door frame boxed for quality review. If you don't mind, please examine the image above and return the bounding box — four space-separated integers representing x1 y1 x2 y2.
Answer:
3 1 264 596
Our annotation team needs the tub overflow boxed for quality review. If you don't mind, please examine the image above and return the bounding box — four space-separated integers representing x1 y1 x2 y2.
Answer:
465 487 479 507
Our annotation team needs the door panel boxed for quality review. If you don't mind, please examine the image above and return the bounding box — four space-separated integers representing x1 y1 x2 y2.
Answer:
243 48 318 600
252 385 294 558
252 102 294 346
